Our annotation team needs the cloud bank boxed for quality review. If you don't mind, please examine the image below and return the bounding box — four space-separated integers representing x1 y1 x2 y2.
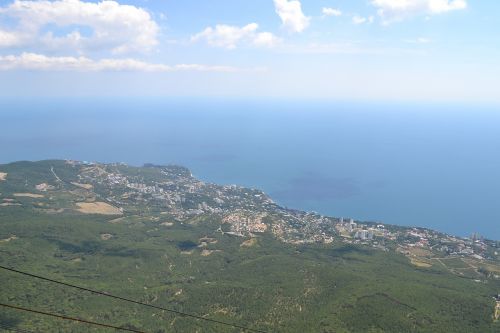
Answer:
0 53 244 72
0 0 159 54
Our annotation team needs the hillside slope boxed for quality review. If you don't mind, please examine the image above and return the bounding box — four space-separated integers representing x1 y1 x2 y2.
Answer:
0 160 499 332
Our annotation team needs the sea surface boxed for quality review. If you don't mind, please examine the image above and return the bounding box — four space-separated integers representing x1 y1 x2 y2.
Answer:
1 98 499 240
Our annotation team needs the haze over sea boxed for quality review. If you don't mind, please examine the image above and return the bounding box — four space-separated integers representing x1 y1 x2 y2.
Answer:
1 98 499 240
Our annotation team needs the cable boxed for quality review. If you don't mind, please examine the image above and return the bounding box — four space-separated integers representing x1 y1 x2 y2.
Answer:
0 265 269 333
0 303 147 333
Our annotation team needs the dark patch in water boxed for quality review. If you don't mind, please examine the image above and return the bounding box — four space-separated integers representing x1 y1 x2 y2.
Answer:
272 172 360 203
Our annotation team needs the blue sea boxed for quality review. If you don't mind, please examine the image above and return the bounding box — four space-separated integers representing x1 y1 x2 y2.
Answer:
1 98 499 240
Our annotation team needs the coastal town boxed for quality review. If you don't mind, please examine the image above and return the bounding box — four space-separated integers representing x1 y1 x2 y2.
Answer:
66 161 500 276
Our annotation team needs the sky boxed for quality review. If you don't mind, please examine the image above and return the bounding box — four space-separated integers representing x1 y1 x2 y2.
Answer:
0 0 499 102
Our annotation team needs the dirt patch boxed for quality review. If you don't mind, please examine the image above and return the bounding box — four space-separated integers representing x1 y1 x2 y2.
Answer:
36 183 56 191
161 222 174 227
14 193 44 198
40 208 65 214
100 233 113 241
199 237 218 244
214 308 229 315
76 202 122 215
408 247 432 257
201 249 214 256
240 238 258 248
71 182 93 190
198 237 218 248
0 235 17 243
0 172 6 181
410 258 432 268
201 249 221 256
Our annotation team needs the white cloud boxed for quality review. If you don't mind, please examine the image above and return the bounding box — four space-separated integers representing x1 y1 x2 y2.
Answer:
0 52 247 72
0 0 159 54
274 0 310 33
252 32 279 47
322 7 342 17
352 16 367 24
0 30 21 47
191 23 279 49
372 0 467 22
352 15 374 25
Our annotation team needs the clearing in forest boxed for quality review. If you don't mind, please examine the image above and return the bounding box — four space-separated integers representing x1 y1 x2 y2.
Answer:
76 202 122 215
13 193 44 198
71 182 93 190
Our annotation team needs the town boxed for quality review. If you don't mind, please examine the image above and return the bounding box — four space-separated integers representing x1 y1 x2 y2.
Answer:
26 160 500 282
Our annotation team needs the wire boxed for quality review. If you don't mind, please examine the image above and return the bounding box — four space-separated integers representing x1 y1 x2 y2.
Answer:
0 265 269 333
0 303 147 333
